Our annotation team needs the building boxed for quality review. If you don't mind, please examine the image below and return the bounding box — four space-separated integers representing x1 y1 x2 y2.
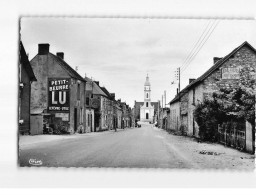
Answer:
19 42 37 135
84 78 108 132
169 41 256 138
134 74 160 123
116 102 123 129
100 86 115 130
30 43 87 134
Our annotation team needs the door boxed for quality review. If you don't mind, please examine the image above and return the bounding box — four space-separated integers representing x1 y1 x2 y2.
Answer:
193 118 195 136
30 115 43 135
74 108 77 132
146 113 149 119
90 114 93 132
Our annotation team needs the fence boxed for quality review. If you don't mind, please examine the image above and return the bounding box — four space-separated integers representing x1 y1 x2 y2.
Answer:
218 121 246 151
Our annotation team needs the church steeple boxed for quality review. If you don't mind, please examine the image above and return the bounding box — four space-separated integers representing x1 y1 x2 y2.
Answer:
144 74 151 102
144 74 150 86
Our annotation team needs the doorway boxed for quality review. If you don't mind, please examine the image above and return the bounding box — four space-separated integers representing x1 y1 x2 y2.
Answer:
146 113 149 119
74 108 77 132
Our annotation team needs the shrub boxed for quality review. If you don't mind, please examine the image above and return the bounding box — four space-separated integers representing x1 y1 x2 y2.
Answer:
194 98 226 142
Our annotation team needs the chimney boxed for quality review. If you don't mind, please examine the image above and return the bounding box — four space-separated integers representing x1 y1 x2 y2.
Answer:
56 52 64 60
110 93 115 100
213 57 222 64
94 81 99 86
38 43 50 55
189 78 196 84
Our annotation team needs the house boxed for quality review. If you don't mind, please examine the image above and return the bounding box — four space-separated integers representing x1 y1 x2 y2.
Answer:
19 41 37 135
30 43 87 134
169 41 256 139
84 78 108 132
116 102 123 129
100 86 115 130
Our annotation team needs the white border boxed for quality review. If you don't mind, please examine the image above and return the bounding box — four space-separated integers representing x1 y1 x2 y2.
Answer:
0 0 255 189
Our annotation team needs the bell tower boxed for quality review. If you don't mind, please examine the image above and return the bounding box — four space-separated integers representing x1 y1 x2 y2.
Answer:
138 74 156 123
144 74 151 103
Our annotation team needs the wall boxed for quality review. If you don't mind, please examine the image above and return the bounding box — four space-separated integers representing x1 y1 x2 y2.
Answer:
169 101 180 131
180 93 189 133
30 55 69 111
19 63 31 134
187 84 204 137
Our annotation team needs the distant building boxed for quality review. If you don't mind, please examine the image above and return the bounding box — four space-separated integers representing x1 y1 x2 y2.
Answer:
134 74 160 123
19 42 37 135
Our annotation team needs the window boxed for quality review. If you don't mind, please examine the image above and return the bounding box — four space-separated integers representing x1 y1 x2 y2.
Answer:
87 113 90 126
86 96 90 106
146 93 148 98
193 88 195 105
80 108 83 123
77 83 80 100
146 102 148 107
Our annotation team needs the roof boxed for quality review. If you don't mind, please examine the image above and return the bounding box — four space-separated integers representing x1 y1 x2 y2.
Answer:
134 101 160 110
50 53 86 82
84 76 108 97
20 42 37 81
100 87 113 99
169 41 256 105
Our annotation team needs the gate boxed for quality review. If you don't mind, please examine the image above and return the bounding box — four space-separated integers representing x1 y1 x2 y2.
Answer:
218 121 246 151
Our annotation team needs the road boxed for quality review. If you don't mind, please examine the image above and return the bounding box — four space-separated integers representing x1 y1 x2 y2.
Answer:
19 124 255 169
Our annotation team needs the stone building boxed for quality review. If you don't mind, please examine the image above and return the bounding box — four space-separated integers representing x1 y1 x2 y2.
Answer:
84 78 107 132
30 43 87 134
19 42 37 134
134 74 160 123
169 41 256 138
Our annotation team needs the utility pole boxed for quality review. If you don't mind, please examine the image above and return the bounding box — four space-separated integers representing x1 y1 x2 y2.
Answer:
178 67 180 93
164 90 166 108
161 95 163 109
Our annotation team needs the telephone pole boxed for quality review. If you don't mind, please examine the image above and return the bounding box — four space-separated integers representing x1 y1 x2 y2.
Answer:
178 67 180 93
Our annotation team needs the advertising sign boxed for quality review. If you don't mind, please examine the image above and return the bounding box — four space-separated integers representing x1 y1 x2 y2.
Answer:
48 78 70 112
91 98 100 109
222 67 240 79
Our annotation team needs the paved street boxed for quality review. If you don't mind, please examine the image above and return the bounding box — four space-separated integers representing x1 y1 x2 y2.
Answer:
19 124 254 169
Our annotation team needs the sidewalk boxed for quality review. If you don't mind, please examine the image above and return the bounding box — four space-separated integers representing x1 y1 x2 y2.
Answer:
19 128 128 147
154 126 255 170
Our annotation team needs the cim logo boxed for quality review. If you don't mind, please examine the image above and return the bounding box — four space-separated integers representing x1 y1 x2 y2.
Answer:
29 158 43 166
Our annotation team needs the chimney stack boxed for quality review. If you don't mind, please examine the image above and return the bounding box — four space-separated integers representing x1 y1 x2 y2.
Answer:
94 81 99 86
189 78 196 84
213 57 222 64
56 52 64 60
38 43 50 55
110 93 115 100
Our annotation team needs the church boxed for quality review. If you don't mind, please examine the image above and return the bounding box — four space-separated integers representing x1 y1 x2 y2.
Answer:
134 74 160 123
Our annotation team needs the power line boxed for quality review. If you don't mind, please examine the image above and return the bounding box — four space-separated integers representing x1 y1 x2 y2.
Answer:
181 20 220 73
181 20 217 72
180 20 212 71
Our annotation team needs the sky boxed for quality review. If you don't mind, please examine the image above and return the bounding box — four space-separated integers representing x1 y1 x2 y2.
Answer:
20 18 256 107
